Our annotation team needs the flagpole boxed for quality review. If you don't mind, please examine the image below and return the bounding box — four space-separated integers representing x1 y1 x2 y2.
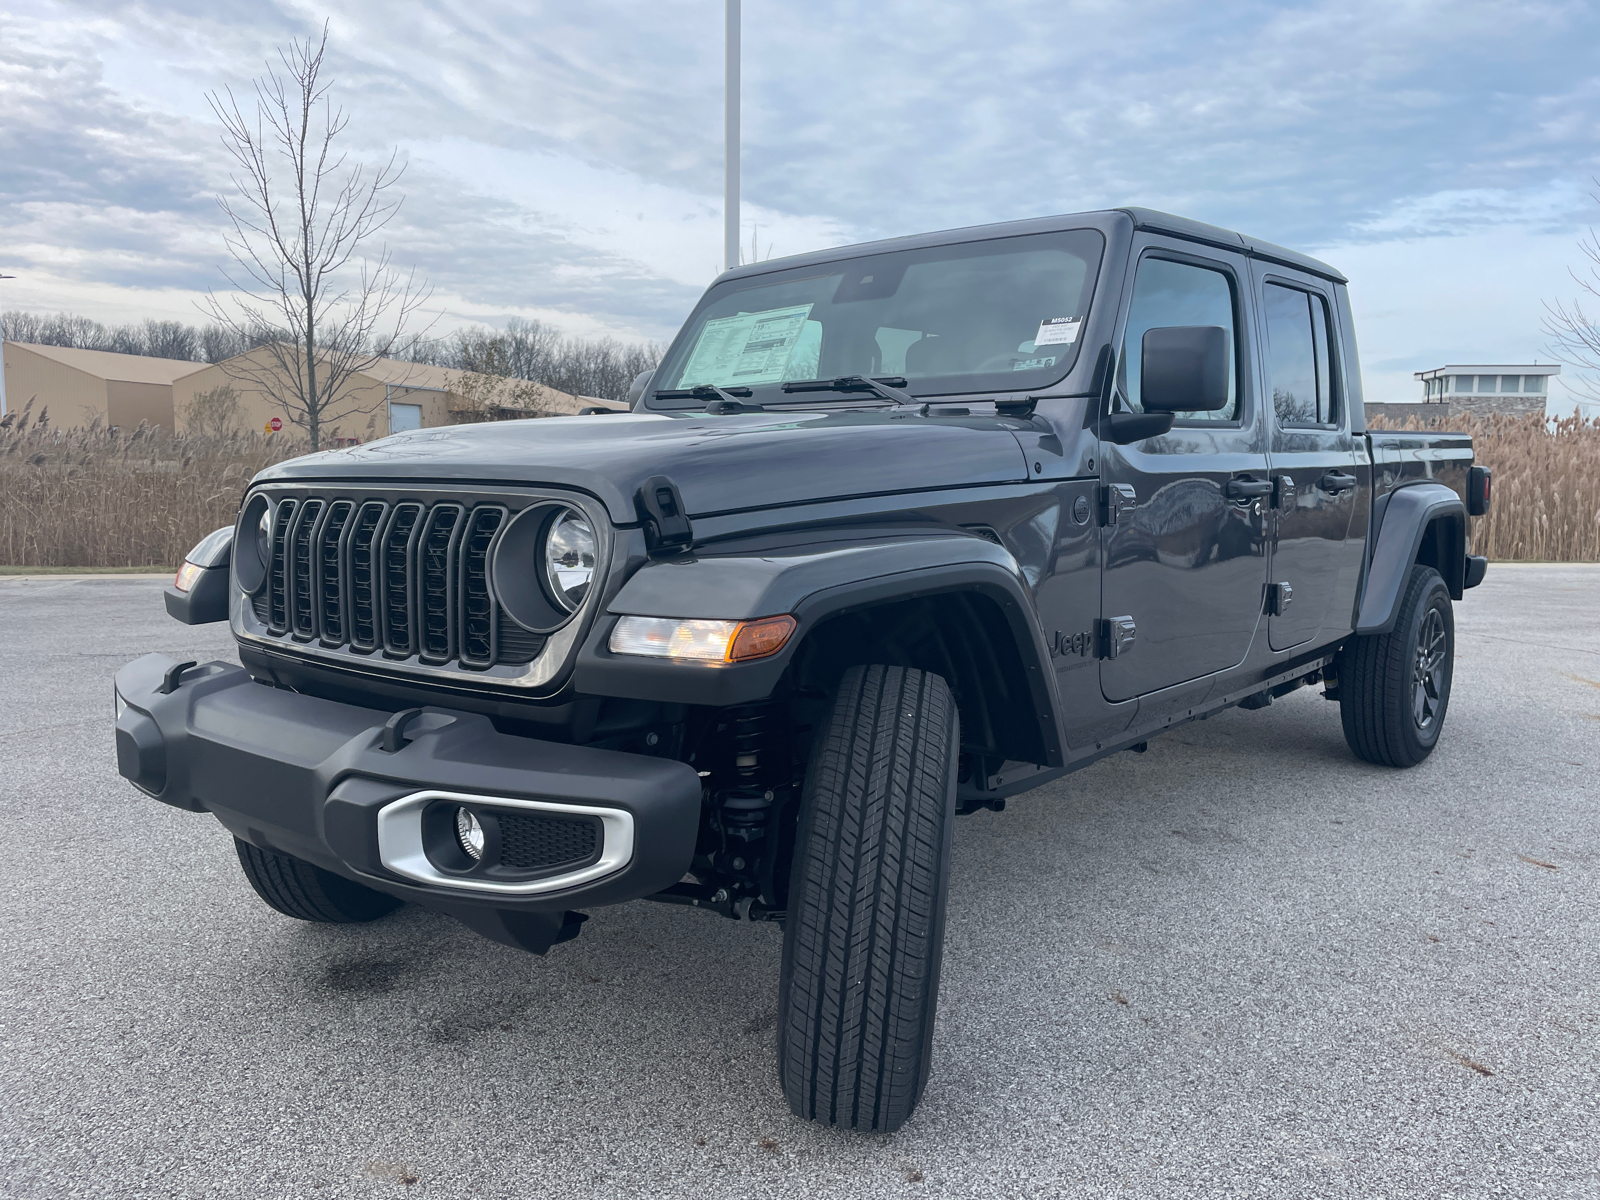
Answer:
724 0 740 273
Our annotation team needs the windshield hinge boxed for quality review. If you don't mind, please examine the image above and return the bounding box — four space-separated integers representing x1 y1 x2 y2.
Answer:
636 475 694 557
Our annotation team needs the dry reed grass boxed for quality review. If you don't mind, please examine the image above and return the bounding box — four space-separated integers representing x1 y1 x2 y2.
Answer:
1369 411 1600 561
3 399 1594 567
0 400 308 568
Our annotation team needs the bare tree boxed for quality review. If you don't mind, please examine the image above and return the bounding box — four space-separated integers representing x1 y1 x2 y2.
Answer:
183 384 243 437
1544 184 1600 406
201 27 431 449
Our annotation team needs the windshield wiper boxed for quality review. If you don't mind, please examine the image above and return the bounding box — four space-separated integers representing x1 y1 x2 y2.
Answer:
780 375 917 406
653 384 766 414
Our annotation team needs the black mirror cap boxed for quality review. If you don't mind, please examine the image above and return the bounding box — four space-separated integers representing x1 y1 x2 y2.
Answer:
186 525 233 569
1102 411 1176 445
627 369 656 410
1468 465 1492 516
1140 325 1230 413
164 568 229 624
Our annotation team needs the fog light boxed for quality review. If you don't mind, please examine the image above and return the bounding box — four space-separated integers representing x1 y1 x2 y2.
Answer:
455 808 484 860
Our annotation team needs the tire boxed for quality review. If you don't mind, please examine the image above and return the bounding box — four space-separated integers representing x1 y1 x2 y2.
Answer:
1339 564 1455 768
777 664 959 1133
234 838 402 923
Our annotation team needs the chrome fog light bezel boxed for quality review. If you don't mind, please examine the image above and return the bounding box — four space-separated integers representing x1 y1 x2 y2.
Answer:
376 791 634 895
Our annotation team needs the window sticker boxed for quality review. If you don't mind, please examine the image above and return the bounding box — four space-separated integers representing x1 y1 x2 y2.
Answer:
676 304 816 388
1034 316 1082 347
1013 356 1058 371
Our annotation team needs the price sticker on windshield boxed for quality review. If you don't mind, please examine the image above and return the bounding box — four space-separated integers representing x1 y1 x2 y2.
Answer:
1034 316 1082 347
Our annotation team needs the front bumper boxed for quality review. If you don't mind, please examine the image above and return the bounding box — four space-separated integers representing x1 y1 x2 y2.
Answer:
113 654 702 920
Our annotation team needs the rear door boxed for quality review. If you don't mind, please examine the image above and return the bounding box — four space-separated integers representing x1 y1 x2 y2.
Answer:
1099 239 1271 702
1253 267 1361 650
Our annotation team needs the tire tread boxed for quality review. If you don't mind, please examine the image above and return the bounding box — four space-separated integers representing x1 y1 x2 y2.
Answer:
778 664 957 1133
1340 564 1452 768
234 838 400 923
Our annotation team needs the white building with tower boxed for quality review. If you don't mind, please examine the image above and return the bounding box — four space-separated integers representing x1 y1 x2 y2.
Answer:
1412 364 1559 418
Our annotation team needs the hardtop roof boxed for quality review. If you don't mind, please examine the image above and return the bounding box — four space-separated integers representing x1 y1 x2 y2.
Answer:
717 206 1345 287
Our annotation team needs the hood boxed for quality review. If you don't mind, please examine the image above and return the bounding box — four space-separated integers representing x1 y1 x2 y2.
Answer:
256 410 1032 523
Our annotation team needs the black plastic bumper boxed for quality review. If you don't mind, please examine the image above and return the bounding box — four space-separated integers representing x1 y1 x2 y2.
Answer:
113 654 703 920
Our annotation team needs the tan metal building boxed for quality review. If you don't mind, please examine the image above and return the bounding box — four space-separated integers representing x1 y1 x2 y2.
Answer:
0 339 624 436
171 349 622 440
1 341 202 429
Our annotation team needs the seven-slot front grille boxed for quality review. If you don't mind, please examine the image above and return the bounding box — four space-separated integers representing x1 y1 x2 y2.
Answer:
252 494 545 669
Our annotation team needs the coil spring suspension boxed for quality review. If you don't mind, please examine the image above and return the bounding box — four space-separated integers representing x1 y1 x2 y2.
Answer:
728 702 775 785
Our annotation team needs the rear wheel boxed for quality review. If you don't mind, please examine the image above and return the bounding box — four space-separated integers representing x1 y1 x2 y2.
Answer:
234 838 402 923
777 664 959 1133
1339 564 1455 768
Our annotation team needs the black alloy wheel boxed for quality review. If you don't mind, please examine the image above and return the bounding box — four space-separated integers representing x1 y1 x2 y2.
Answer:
1412 605 1448 733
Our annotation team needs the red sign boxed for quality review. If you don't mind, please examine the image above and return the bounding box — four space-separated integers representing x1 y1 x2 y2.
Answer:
268 416 283 432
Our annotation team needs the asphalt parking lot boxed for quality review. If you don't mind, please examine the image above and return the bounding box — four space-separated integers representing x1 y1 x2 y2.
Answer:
0 567 1596 1199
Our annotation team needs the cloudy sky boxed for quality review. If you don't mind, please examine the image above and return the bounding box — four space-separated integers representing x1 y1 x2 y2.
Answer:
4 0 1600 405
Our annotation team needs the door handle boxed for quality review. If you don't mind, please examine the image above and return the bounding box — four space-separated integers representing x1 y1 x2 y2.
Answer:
1317 471 1358 494
1224 477 1273 500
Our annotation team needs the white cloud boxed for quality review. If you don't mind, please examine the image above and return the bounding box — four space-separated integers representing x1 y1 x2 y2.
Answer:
4 0 1600 376
1315 218 1580 404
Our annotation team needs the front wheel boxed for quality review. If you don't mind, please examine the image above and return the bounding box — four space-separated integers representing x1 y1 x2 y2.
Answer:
777 664 959 1133
1338 564 1455 768
234 838 402 923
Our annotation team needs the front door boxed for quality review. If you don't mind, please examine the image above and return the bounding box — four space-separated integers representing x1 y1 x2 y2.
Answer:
1100 242 1271 703
1254 270 1360 650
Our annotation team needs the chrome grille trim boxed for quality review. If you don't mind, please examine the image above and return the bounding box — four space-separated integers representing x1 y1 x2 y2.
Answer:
233 484 611 692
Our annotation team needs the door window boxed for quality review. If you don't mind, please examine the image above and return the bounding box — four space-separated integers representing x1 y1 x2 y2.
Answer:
1264 284 1338 427
1119 257 1239 421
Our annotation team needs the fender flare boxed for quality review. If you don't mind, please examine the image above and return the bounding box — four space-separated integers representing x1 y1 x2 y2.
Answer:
1355 482 1466 635
572 533 1065 766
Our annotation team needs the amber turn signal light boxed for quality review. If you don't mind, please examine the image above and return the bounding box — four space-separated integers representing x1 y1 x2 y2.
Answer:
728 614 798 662
174 560 204 593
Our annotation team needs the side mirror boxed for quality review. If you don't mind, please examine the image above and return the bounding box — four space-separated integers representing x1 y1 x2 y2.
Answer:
164 525 233 625
1140 325 1229 413
627 369 656 410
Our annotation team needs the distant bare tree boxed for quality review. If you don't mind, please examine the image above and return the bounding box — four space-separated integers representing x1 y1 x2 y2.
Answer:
184 384 243 437
395 317 662 402
201 26 430 449
446 371 552 423
140 320 201 361
1544 184 1600 406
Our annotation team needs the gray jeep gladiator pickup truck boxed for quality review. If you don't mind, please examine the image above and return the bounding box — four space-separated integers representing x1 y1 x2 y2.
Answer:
115 207 1490 1133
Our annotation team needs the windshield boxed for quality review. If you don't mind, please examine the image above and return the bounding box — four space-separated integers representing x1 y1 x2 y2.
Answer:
648 228 1105 408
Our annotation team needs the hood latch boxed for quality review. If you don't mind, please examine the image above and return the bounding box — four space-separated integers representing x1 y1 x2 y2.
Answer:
636 475 694 557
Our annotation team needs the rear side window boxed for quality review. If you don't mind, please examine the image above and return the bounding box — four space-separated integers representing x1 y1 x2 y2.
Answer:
1264 283 1338 427
1119 258 1239 421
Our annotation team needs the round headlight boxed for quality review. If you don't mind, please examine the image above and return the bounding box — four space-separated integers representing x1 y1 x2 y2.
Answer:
543 508 595 612
234 493 273 594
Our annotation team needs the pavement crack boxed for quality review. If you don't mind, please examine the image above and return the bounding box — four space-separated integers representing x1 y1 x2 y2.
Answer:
1515 853 1561 870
